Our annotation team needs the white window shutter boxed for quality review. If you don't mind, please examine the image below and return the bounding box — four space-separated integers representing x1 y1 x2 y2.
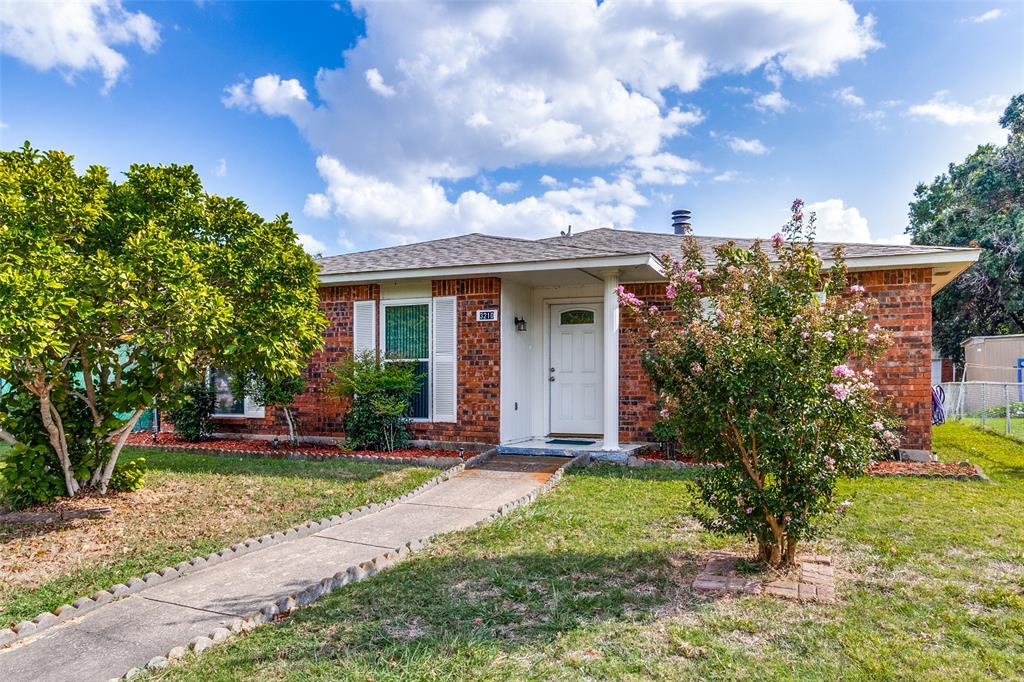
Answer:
243 395 265 419
431 296 457 423
353 300 376 355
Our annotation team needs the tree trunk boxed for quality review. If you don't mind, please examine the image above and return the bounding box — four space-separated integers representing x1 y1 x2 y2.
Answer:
283 406 296 446
96 409 145 495
0 427 18 447
784 537 799 566
37 391 78 496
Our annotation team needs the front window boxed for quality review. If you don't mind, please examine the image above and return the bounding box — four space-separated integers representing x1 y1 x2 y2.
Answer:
382 302 430 419
209 369 244 416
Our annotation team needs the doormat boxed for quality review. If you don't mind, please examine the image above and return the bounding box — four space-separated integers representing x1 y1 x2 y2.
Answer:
546 438 596 446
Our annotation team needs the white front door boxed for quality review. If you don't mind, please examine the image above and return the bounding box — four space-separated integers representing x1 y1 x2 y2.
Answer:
549 304 603 435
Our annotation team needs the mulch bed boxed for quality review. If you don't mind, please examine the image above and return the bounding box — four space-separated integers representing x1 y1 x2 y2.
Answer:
636 450 700 463
867 460 987 480
125 432 466 461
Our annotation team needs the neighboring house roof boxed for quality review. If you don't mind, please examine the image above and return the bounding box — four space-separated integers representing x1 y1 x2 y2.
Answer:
315 227 981 292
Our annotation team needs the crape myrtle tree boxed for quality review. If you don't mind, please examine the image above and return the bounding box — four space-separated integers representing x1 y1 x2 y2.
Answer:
907 93 1024 363
619 200 901 567
232 371 306 446
0 143 327 496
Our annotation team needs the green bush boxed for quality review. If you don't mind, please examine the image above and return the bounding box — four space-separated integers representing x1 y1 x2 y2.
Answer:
330 352 418 452
0 444 63 509
166 381 216 442
109 456 146 492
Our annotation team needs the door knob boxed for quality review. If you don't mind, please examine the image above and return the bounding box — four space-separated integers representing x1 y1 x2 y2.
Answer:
549 376 556 382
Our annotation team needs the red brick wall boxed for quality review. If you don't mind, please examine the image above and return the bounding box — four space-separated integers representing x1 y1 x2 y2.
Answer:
618 267 934 452
849 268 933 452
208 278 501 446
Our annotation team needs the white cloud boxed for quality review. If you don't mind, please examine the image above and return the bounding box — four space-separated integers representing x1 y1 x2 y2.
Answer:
224 0 877 183
364 68 396 97
969 9 1003 23
807 198 909 245
331 2 342 10
726 136 769 155
296 233 327 256
713 170 738 182
906 91 1005 127
0 0 160 93
304 192 332 218
495 181 521 194
628 152 703 185
834 85 864 107
753 91 790 113
539 174 559 187
307 155 646 244
224 0 878 246
214 158 227 177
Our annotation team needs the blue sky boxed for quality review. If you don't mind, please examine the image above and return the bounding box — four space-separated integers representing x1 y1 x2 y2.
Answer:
1 1 1021 255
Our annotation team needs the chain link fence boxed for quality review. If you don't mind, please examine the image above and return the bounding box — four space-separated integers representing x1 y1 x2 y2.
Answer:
939 381 1024 440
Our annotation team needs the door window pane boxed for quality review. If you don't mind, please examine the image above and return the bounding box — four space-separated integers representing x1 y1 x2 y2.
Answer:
560 309 595 325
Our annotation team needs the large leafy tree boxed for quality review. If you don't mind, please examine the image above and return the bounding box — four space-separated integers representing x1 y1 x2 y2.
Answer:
907 94 1024 362
0 144 326 496
621 201 899 567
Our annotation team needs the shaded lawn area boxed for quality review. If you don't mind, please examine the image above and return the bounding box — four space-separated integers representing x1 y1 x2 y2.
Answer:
151 423 1024 681
0 447 435 628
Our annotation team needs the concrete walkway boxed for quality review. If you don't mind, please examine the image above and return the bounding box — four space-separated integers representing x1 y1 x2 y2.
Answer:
0 455 568 682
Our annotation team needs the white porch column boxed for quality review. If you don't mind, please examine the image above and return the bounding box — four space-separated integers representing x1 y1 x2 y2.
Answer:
602 269 620 451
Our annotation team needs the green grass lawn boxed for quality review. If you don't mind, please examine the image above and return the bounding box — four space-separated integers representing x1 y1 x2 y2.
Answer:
149 424 1024 681
0 447 435 628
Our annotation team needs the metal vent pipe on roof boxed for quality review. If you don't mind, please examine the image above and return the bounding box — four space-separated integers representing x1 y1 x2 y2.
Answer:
672 209 691 235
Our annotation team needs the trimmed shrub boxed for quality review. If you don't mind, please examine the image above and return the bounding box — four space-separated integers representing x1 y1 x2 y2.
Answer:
166 381 216 442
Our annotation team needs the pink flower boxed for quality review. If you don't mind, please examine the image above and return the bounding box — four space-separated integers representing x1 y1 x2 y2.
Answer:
683 269 699 283
693 283 702 292
831 364 855 379
862 368 874 378
690 362 703 375
772 232 784 247
665 284 677 300
854 301 865 311
801 331 810 339
820 330 835 341
870 420 884 431
649 305 659 314
659 408 670 418
867 333 877 343
849 285 865 294
828 383 851 401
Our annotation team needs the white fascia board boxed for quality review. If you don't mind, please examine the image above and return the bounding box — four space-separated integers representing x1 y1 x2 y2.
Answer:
822 248 982 272
318 253 665 284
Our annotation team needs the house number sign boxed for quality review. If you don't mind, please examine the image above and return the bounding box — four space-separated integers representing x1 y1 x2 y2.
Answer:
476 309 499 322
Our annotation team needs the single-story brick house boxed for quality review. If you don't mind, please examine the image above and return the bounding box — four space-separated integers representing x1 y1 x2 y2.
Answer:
204 227 979 459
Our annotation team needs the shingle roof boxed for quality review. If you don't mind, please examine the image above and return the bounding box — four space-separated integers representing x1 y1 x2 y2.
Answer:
315 227 975 276
539 227 971 263
315 232 624 275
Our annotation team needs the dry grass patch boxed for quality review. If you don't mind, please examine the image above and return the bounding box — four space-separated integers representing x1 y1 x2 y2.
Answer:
0 447 435 626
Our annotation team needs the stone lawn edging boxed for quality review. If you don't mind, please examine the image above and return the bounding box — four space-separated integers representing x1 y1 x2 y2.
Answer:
127 441 465 469
0 449 496 651
116 452 587 680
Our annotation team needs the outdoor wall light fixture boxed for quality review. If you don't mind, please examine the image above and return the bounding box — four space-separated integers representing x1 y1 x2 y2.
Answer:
272 436 281 451
515 316 527 332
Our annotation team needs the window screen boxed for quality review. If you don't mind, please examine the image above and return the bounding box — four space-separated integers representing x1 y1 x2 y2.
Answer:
384 303 430 419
